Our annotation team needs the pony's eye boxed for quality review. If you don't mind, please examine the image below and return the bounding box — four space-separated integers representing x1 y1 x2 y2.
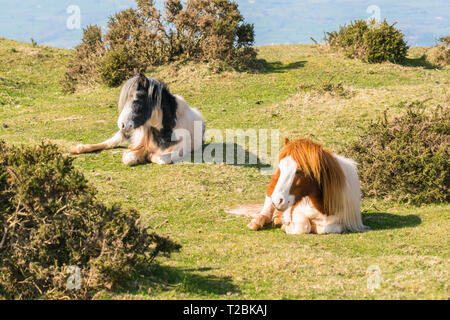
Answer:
296 170 303 175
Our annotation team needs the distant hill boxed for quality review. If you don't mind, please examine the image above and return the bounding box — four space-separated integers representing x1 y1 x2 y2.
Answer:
0 0 448 48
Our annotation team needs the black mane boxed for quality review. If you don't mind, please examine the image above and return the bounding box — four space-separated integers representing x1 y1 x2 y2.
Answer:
148 78 178 150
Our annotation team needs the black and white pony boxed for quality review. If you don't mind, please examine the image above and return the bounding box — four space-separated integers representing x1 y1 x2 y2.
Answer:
70 73 205 165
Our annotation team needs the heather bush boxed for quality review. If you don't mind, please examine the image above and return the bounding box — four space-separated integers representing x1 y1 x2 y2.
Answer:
64 0 257 91
350 102 449 205
0 142 181 299
325 19 408 63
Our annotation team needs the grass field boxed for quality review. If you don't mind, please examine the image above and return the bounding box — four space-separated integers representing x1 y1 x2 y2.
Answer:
0 37 449 299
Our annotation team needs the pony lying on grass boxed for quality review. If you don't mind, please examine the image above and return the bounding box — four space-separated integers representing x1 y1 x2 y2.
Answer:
227 138 368 234
70 73 205 165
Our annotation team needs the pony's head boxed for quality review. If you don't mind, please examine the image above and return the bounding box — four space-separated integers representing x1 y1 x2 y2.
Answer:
117 73 164 133
269 138 346 215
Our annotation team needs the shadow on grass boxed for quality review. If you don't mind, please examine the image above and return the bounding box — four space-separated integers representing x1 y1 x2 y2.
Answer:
256 59 307 74
196 142 272 171
362 211 422 230
75 142 274 172
402 55 439 70
123 264 240 297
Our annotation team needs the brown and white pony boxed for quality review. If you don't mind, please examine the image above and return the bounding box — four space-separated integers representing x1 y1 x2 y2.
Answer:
228 138 367 234
70 73 205 165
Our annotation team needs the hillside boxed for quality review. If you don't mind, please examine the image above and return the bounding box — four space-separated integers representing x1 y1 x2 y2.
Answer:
0 38 449 299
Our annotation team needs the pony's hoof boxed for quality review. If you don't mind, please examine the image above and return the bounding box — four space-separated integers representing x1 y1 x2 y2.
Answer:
157 159 169 165
122 152 138 166
70 145 83 155
282 223 295 234
157 154 172 165
273 217 283 227
247 221 261 231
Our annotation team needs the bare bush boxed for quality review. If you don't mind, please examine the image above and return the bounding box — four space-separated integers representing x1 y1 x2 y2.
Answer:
64 0 257 91
426 36 450 67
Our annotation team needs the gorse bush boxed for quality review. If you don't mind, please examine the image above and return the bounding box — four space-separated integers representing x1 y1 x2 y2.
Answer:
350 102 449 205
0 142 181 299
98 46 139 87
325 19 408 63
426 36 450 67
64 0 257 91
63 25 105 93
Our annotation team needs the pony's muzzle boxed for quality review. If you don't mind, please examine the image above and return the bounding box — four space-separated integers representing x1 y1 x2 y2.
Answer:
271 191 295 211
119 121 133 133
271 195 286 211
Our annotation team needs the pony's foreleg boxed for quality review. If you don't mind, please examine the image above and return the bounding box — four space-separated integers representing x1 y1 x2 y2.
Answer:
122 148 148 166
272 210 284 227
247 196 275 231
313 215 344 234
150 137 187 165
70 131 125 155
283 213 311 235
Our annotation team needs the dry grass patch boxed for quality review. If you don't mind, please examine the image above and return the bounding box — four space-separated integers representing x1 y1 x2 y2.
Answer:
426 36 450 67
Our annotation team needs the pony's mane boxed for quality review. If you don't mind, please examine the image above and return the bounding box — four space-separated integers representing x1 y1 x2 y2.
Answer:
118 74 174 116
278 139 346 216
118 74 178 150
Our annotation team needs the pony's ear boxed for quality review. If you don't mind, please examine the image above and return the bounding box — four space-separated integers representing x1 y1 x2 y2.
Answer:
138 73 149 91
284 138 290 145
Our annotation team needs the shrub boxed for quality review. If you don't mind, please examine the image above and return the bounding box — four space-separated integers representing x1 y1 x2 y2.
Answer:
325 19 408 63
62 25 105 93
98 46 139 87
426 36 450 67
64 0 257 91
0 142 181 299
350 102 449 205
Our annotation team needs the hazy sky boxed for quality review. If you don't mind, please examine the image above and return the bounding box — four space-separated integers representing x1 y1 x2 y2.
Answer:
0 0 448 48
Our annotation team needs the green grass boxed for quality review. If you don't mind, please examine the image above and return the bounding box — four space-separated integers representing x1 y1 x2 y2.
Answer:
0 38 449 299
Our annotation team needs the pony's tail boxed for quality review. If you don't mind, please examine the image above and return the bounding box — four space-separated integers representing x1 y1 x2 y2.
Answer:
225 204 264 218
334 155 369 233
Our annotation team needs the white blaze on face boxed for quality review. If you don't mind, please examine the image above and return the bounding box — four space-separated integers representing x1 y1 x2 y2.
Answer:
271 155 297 211
118 101 133 132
